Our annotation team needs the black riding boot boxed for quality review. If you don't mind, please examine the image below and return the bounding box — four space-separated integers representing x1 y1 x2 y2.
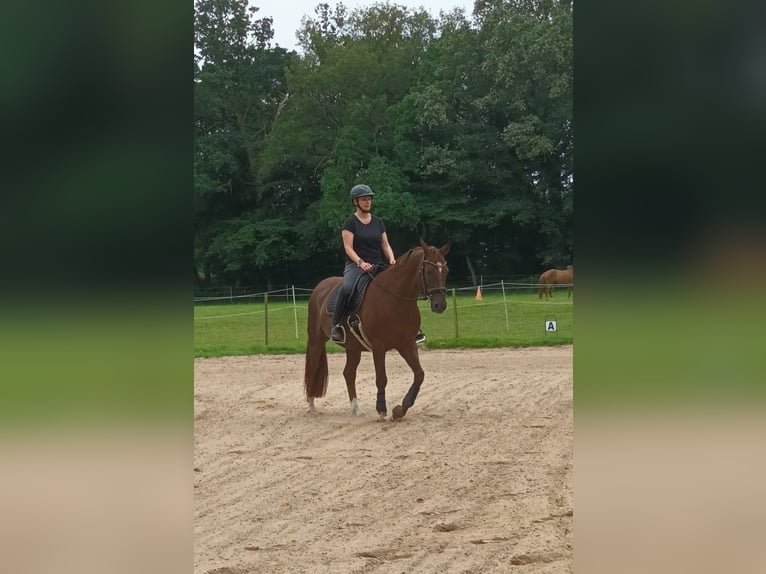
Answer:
331 289 349 343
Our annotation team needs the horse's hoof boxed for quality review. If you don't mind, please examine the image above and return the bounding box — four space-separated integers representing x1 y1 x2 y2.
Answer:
392 405 405 420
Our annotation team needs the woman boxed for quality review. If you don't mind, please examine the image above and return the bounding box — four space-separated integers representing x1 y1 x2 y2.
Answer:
331 184 425 345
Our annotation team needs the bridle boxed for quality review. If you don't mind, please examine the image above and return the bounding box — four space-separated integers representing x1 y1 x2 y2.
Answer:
367 249 448 301
420 259 448 299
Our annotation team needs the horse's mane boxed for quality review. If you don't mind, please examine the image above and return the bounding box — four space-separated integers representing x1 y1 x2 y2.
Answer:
390 247 419 265
375 246 423 277
400 247 421 261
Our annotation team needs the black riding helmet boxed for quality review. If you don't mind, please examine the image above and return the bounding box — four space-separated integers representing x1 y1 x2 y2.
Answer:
350 184 374 202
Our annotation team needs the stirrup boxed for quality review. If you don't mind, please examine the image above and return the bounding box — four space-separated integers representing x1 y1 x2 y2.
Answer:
415 331 426 345
331 324 346 343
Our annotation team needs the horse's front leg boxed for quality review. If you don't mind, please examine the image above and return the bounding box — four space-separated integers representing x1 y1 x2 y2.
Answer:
371 348 388 419
344 348 362 416
392 343 425 420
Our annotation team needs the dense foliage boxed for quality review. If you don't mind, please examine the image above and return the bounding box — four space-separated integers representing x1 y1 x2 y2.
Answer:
194 0 572 289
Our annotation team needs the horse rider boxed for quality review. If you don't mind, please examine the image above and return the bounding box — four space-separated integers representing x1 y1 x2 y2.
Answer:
331 184 426 345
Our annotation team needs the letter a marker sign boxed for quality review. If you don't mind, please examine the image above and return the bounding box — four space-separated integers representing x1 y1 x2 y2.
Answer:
545 320 557 333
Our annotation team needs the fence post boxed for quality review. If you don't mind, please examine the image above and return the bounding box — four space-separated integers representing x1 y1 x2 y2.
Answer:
264 291 269 347
292 284 299 340
501 279 510 331
452 288 459 339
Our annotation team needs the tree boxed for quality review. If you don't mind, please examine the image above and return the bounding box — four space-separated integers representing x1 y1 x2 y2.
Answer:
264 2 438 256
195 0 304 285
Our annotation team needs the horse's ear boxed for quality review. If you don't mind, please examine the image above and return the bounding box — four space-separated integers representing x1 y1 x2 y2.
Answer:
439 242 450 256
419 238 428 250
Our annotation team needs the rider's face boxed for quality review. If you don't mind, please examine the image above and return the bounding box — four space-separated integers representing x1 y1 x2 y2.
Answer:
356 196 373 211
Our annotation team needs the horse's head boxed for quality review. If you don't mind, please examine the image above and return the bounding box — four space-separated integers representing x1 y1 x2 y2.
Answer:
419 239 450 313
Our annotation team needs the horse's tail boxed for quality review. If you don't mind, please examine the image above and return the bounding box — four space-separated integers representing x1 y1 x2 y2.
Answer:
538 271 547 299
304 337 329 398
304 282 330 398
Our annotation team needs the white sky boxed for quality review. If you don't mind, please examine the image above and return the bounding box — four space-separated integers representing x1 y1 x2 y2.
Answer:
251 0 476 52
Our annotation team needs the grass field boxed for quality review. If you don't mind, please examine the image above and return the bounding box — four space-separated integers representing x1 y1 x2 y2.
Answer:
194 288 573 357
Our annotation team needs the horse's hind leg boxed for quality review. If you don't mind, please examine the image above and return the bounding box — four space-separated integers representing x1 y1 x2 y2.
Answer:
371 348 389 419
343 348 362 416
391 344 424 420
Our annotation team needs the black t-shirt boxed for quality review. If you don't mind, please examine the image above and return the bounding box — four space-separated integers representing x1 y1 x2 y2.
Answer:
343 214 386 264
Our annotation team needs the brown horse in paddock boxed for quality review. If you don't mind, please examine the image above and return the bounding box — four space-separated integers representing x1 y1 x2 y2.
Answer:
304 239 450 420
538 267 574 300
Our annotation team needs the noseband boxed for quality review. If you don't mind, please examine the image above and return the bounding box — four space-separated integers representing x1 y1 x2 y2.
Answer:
421 259 448 299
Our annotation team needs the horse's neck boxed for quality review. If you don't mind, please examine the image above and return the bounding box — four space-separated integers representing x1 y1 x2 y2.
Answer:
377 248 423 297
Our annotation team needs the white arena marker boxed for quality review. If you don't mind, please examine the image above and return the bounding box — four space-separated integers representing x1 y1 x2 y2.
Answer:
546 320 557 332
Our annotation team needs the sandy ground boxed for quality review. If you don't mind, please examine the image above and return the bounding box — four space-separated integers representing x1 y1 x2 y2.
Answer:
194 345 573 574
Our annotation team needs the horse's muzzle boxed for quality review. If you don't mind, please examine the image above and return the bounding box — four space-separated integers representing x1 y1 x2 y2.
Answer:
430 297 447 313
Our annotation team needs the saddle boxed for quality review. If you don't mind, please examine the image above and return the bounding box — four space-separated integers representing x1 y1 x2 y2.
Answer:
326 265 385 316
326 264 387 349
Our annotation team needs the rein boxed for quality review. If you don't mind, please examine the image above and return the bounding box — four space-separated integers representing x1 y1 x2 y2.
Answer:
367 249 448 301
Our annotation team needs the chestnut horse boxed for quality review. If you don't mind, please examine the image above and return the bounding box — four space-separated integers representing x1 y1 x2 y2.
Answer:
538 268 574 300
304 239 450 420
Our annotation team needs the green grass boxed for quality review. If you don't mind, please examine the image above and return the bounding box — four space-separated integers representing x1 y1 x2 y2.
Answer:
194 290 573 357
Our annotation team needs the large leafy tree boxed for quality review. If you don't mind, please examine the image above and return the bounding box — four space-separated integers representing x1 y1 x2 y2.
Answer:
264 3 438 255
395 0 573 276
477 0 573 267
195 0 308 286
